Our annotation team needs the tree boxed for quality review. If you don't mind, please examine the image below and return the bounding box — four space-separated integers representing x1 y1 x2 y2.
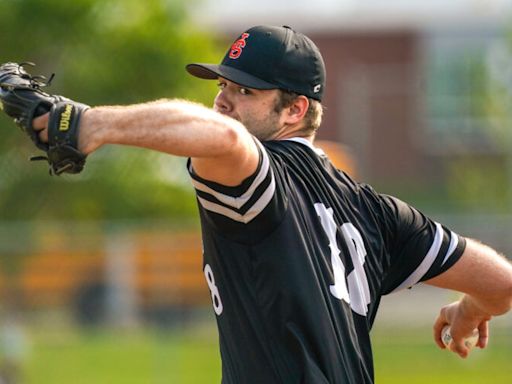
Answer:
0 0 224 220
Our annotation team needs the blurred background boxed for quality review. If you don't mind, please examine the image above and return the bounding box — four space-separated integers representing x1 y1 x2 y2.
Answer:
0 0 511 383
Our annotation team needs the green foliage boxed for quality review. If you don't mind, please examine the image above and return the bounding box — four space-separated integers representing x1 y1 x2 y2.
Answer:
0 0 224 220
446 156 510 212
435 31 512 212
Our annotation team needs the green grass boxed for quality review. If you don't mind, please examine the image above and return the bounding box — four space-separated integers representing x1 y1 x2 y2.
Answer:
18 323 511 383
372 326 512 384
24 325 221 384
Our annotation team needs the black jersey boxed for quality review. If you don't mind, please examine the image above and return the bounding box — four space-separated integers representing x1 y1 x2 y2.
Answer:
187 138 465 384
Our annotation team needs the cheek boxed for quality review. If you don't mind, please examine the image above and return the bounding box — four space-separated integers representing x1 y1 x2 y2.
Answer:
244 101 274 120
240 109 263 126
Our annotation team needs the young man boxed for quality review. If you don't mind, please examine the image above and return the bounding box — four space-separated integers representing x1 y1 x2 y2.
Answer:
30 25 512 383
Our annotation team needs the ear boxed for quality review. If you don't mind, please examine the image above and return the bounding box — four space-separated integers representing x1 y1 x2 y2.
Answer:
282 95 309 125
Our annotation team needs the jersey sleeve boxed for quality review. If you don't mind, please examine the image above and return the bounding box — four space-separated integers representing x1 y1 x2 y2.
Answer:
187 139 288 243
377 193 467 295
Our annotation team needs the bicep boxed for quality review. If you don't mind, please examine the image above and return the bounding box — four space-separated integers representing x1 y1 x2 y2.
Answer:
425 238 512 298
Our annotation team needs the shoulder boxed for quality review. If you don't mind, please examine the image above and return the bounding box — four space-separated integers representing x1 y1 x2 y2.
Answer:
261 138 328 168
262 137 320 153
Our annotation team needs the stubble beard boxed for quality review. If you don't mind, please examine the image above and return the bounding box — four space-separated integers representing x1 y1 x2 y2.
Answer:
241 110 282 141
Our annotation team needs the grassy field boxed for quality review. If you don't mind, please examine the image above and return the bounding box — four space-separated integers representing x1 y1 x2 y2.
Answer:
19 323 511 383
372 325 511 384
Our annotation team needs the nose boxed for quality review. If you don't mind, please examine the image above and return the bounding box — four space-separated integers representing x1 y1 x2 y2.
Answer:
214 89 232 114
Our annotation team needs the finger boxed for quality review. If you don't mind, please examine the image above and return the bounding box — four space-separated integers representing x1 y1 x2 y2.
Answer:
450 341 469 359
446 328 469 358
32 112 50 131
38 129 48 143
477 320 489 349
433 317 448 349
449 327 476 358
451 340 470 358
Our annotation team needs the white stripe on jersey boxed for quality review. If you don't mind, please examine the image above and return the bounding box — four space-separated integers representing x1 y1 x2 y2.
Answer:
196 176 275 223
391 222 443 293
441 231 459 266
190 140 271 209
191 140 275 223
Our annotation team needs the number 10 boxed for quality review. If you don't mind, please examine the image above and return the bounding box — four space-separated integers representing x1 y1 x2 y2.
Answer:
314 203 371 316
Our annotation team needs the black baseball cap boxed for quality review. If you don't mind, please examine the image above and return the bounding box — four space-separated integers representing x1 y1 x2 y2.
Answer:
186 25 326 101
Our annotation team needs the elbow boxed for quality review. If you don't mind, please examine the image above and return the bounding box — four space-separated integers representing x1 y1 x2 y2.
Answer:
206 108 248 155
220 120 250 155
224 123 243 149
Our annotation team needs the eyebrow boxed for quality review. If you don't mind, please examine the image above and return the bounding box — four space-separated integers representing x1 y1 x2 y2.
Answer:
218 77 253 89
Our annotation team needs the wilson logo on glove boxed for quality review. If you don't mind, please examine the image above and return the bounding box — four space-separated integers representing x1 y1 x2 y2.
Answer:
59 104 73 131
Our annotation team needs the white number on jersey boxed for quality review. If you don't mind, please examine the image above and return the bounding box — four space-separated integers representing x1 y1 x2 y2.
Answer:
314 203 371 316
204 263 223 315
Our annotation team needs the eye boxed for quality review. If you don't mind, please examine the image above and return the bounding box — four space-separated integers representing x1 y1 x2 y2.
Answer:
217 81 226 90
239 87 251 95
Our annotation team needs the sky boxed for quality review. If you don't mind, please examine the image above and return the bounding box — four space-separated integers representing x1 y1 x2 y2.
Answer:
190 0 512 32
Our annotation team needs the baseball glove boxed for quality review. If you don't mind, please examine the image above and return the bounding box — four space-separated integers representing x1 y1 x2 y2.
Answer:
0 62 89 175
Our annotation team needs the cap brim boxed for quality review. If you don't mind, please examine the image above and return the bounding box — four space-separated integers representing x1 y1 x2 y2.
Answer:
186 63 277 90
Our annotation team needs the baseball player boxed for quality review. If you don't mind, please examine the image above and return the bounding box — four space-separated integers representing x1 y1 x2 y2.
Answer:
1 25 511 383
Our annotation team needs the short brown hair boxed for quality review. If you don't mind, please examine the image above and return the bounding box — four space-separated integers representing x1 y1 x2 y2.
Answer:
274 90 323 136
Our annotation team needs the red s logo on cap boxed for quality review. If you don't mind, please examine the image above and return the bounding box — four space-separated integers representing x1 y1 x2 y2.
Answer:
229 33 250 59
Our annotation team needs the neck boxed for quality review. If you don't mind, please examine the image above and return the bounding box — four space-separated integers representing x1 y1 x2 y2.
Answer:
271 124 314 142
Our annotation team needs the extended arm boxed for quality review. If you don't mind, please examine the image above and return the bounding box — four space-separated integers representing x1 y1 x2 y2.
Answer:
425 238 512 357
33 99 260 186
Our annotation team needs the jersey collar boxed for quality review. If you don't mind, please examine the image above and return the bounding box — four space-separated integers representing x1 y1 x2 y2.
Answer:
284 137 325 156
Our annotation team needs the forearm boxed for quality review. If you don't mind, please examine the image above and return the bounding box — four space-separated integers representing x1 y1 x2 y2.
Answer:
79 99 247 157
458 242 512 317
459 291 510 319
427 238 512 316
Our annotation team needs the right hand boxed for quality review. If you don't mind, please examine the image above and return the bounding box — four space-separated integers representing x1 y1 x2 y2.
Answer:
433 298 491 358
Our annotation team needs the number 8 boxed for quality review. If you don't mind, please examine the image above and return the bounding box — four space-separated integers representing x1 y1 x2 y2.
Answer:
204 264 223 316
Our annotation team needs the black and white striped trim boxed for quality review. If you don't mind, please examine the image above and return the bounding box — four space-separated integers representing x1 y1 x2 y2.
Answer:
391 222 459 292
441 231 459 266
189 140 275 224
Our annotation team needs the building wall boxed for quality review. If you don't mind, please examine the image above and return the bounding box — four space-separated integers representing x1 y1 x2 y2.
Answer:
310 31 424 183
